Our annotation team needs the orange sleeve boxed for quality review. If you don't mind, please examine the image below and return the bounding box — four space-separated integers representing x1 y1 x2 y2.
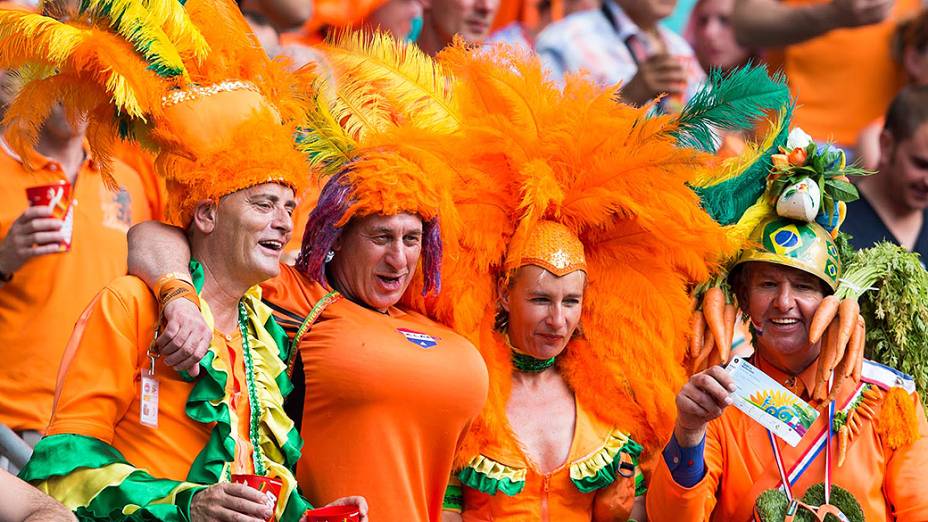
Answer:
883 393 928 522
46 284 142 443
645 426 725 522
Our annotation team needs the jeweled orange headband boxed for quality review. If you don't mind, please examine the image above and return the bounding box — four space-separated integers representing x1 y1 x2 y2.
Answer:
518 220 586 276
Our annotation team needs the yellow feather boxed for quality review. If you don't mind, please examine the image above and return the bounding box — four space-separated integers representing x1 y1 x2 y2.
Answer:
324 30 460 134
81 0 189 79
724 196 774 247
139 0 210 61
0 12 84 68
690 110 787 188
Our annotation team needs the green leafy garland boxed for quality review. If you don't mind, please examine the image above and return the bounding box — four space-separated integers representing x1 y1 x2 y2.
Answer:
834 236 928 407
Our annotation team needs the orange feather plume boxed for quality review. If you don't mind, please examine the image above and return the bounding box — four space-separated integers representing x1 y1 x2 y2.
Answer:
430 42 735 462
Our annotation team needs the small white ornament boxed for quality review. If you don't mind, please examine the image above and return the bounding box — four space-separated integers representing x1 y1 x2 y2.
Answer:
786 127 814 151
776 177 821 222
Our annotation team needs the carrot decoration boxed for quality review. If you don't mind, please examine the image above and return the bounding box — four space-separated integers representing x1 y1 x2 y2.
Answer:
847 413 860 438
863 386 882 402
834 298 859 363
858 401 876 420
692 328 716 374
814 322 839 400
720 303 737 365
837 425 849 467
830 346 854 400
689 310 706 359
702 287 727 359
851 317 866 383
809 295 840 345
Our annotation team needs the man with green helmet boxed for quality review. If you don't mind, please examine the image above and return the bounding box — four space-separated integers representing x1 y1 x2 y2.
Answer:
647 215 928 520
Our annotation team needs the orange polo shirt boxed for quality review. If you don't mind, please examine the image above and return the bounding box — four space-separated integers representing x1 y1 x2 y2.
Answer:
646 356 928 521
261 265 489 521
113 140 166 221
46 276 255 478
460 400 640 521
48 277 208 478
0 136 151 432
767 0 919 146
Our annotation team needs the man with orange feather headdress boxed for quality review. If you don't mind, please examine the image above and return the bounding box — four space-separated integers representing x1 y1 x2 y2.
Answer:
1 0 369 519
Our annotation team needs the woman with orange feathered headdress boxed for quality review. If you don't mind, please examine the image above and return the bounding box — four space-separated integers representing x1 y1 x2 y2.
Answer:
425 44 792 520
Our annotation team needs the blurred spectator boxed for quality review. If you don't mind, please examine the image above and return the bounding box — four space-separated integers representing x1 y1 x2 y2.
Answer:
843 86 928 259
280 0 422 47
486 0 597 49
687 0 757 73
535 0 705 108
418 0 502 55
857 8 928 170
0 100 152 459
243 7 283 54
0 469 74 522
240 0 313 33
732 0 920 151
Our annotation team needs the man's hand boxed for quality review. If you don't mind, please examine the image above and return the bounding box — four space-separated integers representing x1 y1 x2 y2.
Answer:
157 298 211 377
674 366 736 447
829 0 893 28
0 206 67 276
190 483 273 522
323 496 370 522
622 54 686 106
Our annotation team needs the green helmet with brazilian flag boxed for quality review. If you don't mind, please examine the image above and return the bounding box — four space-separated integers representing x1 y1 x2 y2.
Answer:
735 216 842 291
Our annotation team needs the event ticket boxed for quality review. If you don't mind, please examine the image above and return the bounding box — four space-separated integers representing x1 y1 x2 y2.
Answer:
725 357 819 447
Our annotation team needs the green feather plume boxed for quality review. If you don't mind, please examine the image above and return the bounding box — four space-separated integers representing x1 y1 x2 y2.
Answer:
691 104 792 226
672 64 790 153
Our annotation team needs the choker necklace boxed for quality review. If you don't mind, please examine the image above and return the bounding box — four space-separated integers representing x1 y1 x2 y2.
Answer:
511 350 557 372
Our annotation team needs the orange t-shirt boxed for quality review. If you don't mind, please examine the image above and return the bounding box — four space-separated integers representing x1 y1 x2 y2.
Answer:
766 0 919 146
47 276 216 479
47 277 259 478
261 265 489 521
646 357 928 521
0 136 151 432
460 401 640 521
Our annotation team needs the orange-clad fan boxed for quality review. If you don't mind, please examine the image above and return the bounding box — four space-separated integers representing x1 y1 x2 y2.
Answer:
7 0 366 519
647 115 928 519
0 130 151 435
127 32 489 522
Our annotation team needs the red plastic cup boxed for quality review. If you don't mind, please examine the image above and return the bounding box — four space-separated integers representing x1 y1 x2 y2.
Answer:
302 505 361 522
25 181 73 251
231 474 283 521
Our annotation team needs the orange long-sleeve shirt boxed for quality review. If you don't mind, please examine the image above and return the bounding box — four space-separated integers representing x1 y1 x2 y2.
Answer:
647 357 928 521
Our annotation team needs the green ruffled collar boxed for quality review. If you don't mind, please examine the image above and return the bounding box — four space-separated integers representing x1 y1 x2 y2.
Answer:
182 259 309 518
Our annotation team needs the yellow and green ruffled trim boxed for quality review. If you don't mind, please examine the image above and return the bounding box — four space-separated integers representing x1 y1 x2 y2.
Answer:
569 430 645 495
183 260 310 520
20 260 310 521
20 434 204 521
457 454 527 496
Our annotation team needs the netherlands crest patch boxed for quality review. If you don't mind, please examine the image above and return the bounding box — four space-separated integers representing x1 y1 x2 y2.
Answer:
397 328 439 349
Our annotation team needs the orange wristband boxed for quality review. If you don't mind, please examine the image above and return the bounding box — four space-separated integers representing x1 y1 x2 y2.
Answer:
153 274 200 310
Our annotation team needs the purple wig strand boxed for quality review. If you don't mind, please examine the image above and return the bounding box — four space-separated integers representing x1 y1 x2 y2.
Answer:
421 218 442 295
295 171 352 286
